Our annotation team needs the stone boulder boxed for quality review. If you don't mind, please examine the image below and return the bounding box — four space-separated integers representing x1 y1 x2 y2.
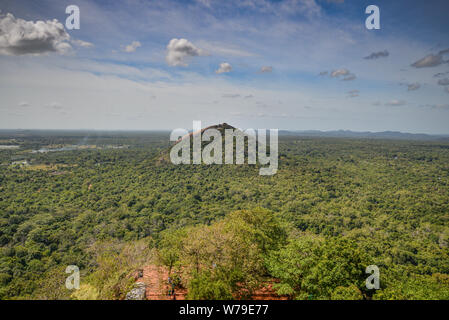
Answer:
125 282 146 300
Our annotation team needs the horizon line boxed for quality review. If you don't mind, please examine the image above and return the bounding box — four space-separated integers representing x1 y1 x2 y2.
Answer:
1 128 449 136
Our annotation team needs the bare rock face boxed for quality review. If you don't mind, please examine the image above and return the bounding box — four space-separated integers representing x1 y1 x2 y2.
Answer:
156 123 238 164
125 282 146 300
177 122 236 143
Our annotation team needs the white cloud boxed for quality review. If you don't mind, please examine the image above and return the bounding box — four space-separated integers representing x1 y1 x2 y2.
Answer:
196 40 254 57
72 39 94 48
385 99 406 106
260 66 273 73
364 50 389 60
45 102 63 110
166 38 204 66
343 74 356 81
411 55 443 68
406 83 420 91
200 0 322 18
434 104 449 109
437 78 449 86
0 12 71 55
221 93 255 98
328 68 356 81
216 62 232 74
347 90 359 98
278 0 322 18
434 71 449 78
422 103 449 110
56 58 172 81
222 93 240 98
330 69 350 77
196 0 212 7
124 41 141 53
411 48 449 68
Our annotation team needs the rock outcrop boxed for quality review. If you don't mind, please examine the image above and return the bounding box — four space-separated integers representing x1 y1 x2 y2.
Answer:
125 282 147 300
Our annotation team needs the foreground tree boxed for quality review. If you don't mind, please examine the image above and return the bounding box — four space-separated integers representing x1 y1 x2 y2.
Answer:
267 236 371 300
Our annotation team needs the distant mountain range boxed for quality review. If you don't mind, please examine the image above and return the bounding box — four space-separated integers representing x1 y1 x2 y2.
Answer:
278 130 449 141
1 128 449 141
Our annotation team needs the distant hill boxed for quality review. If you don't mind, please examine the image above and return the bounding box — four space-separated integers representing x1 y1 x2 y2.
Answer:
278 130 449 141
175 123 236 143
157 123 242 164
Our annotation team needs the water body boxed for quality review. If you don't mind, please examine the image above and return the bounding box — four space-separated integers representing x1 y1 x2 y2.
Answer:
32 146 80 153
31 145 126 153
0 145 20 150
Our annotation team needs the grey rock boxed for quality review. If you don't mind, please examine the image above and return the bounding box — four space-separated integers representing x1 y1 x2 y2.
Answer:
125 282 147 300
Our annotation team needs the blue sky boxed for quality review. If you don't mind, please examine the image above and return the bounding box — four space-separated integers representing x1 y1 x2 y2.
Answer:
0 0 448 133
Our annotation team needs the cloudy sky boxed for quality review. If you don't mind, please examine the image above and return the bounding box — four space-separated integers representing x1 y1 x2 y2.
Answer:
0 0 448 133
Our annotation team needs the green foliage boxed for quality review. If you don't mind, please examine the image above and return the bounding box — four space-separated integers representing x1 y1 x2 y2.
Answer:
158 228 187 274
158 208 286 299
79 239 153 300
373 269 449 300
71 284 99 300
187 271 233 300
267 236 370 299
1 131 448 299
331 285 364 300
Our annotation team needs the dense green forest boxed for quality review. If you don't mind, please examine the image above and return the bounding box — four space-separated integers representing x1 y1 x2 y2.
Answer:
0 130 448 299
